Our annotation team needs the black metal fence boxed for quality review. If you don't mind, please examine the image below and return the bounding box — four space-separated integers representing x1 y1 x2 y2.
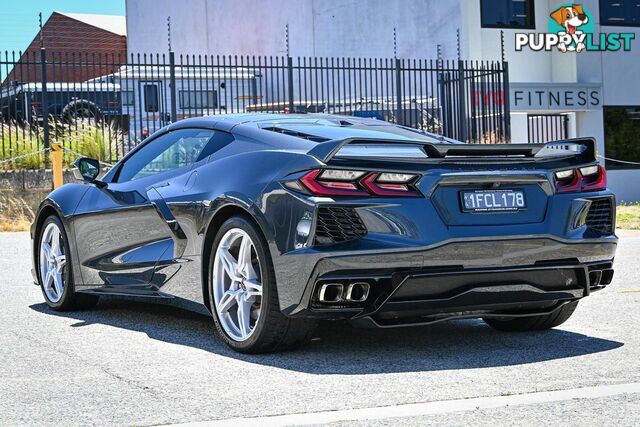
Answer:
1 49 511 165
528 114 568 143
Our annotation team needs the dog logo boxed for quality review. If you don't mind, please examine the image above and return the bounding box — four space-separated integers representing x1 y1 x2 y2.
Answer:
515 3 634 53
549 4 589 52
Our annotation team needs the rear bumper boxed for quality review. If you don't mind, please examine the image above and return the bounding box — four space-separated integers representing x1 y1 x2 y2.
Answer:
352 262 611 328
267 182 617 325
280 236 616 326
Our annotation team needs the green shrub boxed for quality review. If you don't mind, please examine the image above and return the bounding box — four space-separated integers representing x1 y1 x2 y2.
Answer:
0 124 46 169
1 120 122 169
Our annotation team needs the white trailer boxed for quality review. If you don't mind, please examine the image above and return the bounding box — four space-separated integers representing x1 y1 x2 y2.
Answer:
90 65 261 138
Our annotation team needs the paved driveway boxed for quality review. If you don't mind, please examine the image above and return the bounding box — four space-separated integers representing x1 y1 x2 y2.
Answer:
1 231 638 426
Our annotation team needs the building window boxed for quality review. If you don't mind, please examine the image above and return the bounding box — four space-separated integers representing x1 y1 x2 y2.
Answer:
143 84 159 113
179 90 218 109
121 90 135 107
604 106 640 169
480 0 535 29
600 1 640 27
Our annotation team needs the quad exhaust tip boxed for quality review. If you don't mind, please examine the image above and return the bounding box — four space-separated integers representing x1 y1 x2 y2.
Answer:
318 282 370 303
589 270 603 287
589 268 614 287
601 269 614 285
346 282 370 302
319 283 344 303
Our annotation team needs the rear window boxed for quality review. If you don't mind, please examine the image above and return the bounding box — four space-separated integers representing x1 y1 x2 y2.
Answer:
335 144 429 159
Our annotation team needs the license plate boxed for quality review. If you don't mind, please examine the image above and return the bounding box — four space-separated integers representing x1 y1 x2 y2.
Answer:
461 189 526 212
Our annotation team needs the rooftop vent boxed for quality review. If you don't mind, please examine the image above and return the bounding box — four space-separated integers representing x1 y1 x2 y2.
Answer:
263 126 330 142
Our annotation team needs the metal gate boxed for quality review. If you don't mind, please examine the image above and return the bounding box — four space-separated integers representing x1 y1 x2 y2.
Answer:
528 114 568 143
439 61 510 145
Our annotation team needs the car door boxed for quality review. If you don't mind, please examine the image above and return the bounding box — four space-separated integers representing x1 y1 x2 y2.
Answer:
72 128 218 293
148 129 235 299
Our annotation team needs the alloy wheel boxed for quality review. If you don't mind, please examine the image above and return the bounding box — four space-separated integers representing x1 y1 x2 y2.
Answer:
212 228 263 342
39 222 66 303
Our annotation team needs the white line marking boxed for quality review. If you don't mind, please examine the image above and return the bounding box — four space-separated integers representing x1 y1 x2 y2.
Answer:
170 382 640 427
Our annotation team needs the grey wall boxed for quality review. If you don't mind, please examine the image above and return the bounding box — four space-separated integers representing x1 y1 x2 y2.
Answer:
126 0 463 59
576 0 640 105
0 169 62 191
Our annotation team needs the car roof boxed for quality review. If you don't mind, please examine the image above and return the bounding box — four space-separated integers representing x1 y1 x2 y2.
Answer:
168 113 449 146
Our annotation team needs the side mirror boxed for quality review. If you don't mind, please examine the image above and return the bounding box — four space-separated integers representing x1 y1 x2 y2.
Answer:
73 157 105 186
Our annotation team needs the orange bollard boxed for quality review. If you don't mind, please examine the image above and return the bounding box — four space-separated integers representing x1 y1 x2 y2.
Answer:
51 143 63 189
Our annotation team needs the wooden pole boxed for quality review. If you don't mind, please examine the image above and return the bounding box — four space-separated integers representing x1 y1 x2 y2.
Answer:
51 143 63 189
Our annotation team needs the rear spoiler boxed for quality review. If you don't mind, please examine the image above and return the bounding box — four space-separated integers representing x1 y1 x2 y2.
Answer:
308 137 597 164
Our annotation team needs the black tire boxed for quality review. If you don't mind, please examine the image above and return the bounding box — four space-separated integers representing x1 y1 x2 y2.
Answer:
36 215 99 311
62 100 102 122
483 301 579 332
208 215 316 353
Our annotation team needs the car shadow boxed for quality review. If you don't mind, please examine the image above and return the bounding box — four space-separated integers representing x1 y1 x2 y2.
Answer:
30 298 623 375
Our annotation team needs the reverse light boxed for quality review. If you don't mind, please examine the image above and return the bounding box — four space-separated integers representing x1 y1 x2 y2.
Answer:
377 173 415 183
554 165 607 193
318 170 366 181
295 169 421 197
579 165 599 177
555 169 575 180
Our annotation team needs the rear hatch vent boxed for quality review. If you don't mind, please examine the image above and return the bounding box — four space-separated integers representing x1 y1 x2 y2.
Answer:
585 197 615 234
263 126 330 142
314 207 367 245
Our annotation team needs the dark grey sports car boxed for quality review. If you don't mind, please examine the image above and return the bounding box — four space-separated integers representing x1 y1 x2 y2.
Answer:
31 114 617 353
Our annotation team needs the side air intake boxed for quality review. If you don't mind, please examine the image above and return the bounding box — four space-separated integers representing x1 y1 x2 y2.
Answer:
314 207 367 245
585 197 615 234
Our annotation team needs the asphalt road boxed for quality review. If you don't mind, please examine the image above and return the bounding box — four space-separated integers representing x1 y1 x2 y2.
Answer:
1 231 639 426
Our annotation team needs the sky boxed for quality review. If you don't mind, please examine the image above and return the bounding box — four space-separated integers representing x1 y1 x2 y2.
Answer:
0 0 125 54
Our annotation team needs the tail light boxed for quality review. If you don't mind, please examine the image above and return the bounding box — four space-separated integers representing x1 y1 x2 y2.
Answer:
579 165 607 191
554 169 581 193
361 173 418 196
292 169 421 197
554 165 606 193
30 102 43 114
299 169 368 196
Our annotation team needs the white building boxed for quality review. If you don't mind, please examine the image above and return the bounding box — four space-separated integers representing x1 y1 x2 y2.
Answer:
125 0 640 201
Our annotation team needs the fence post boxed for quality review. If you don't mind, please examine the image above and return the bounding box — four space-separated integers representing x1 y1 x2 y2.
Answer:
287 56 295 113
39 48 50 158
457 60 468 143
169 51 177 122
502 61 511 143
394 58 403 125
